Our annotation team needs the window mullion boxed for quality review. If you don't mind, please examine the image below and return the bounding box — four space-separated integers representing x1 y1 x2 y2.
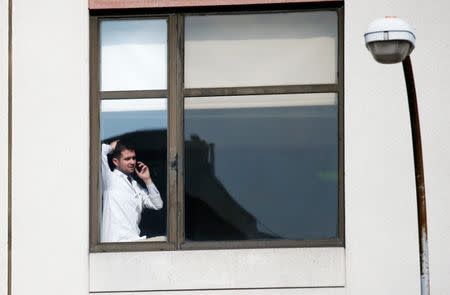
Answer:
184 84 339 98
167 14 178 247
168 13 185 249
176 13 186 249
100 90 168 99
89 15 101 250
337 7 345 245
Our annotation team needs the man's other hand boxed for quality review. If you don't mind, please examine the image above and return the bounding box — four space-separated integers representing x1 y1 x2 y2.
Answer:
110 140 119 150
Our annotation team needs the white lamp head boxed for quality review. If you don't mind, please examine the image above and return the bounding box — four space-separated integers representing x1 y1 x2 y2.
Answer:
364 16 416 64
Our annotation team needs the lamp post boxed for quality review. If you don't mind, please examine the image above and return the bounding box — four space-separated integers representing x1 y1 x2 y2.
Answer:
364 17 430 295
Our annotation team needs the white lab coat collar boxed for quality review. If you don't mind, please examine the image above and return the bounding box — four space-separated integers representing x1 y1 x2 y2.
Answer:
112 169 136 189
113 168 131 179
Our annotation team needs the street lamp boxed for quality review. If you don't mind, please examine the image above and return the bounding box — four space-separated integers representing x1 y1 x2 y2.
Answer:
364 17 430 295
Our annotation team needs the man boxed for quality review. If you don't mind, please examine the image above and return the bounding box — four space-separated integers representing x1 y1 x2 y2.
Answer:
100 140 163 242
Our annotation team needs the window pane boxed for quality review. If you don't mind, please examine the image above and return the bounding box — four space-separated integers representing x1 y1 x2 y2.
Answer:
185 12 337 88
100 99 167 242
100 19 167 91
184 93 338 241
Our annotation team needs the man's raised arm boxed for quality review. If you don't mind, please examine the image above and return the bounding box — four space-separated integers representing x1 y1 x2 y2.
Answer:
101 140 118 182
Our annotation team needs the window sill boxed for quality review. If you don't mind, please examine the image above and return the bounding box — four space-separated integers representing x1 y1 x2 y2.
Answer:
89 247 345 292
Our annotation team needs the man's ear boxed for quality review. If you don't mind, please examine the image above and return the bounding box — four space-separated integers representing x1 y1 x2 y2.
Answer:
112 157 119 168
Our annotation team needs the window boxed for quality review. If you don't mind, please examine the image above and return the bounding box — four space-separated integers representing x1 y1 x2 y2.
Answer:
90 5 344 252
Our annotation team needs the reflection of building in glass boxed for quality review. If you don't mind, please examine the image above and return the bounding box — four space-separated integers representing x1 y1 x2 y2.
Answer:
185 134 279 241
185 102 339 240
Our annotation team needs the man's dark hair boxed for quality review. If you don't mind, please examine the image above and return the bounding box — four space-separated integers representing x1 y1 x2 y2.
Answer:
111 140 136 160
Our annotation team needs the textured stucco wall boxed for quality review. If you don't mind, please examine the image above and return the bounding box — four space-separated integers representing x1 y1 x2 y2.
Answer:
10 0 90 294
0 0 10 294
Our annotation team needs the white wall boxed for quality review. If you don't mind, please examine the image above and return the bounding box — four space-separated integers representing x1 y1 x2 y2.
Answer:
11 0 89 294
0 0 9 294
6 0 450 295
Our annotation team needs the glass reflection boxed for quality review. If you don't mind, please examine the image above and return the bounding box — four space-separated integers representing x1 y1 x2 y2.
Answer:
100 19 167 91
100 99 167 242
184 94 338 241
185 11 337 88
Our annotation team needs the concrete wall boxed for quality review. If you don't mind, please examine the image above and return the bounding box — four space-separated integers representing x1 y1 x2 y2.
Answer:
10 0 89 294
0 0 10 295
2 0 449 294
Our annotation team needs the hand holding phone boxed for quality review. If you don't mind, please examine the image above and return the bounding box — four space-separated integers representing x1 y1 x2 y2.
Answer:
136 161 152 185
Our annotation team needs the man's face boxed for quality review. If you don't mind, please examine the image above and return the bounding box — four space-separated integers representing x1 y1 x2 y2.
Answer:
112 149 136 175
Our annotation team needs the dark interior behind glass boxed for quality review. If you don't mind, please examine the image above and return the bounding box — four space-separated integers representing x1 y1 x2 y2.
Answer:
101 104 168 238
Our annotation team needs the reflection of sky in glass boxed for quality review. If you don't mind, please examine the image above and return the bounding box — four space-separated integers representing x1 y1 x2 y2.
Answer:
100 99 167 140
100 19 167 91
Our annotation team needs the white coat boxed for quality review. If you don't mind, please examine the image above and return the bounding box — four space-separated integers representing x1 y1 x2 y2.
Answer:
100 144 163 242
